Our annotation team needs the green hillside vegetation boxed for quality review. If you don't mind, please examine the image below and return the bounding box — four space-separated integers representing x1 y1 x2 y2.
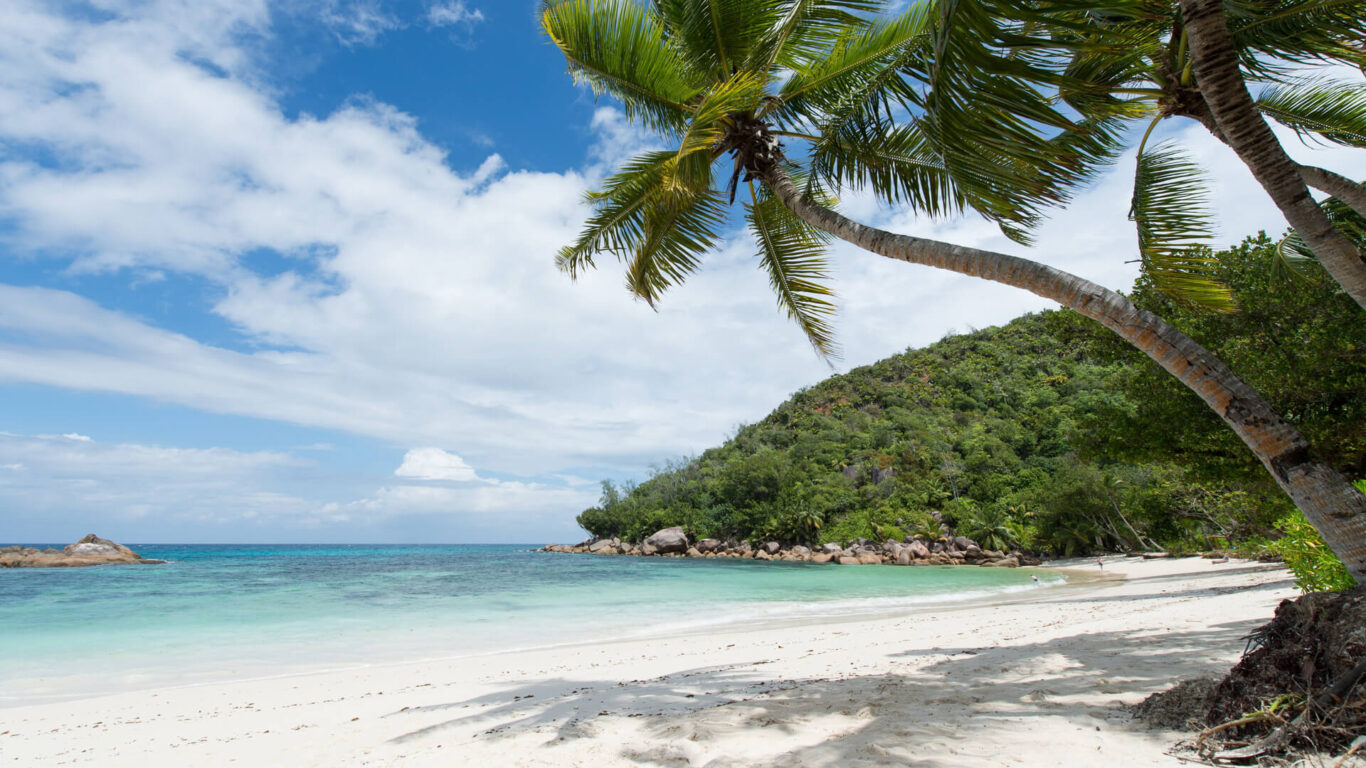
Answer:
578 236 1365 577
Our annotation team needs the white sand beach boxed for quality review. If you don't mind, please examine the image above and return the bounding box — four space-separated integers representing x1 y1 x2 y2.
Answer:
2 556 1298 767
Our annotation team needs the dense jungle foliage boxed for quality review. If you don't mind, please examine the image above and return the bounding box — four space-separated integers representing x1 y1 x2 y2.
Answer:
577 236 1366 570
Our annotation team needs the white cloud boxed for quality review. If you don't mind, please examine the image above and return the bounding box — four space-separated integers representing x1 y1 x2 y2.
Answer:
427 1 484 29
61 433 93 442
394 447 480 482
0 432 593 542
320 0 401 46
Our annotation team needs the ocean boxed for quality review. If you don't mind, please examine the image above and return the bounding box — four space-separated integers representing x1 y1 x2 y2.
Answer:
0 544 1064 707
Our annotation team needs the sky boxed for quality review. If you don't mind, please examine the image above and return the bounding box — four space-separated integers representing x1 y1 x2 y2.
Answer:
1 0 1363 544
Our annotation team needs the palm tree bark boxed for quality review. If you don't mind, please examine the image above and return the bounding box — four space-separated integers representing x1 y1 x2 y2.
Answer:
762 163 1366 584
1179 0 1366 310
1174 93 1366 217
1298 166 1366 220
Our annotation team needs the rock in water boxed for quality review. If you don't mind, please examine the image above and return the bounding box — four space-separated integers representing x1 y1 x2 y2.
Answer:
0 534 161 568
644 527 689 554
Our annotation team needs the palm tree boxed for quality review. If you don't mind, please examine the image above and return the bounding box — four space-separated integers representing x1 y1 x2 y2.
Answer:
539 0 1366 583
1179 0 1366 307
983 0 1366 309
959 503 1017 552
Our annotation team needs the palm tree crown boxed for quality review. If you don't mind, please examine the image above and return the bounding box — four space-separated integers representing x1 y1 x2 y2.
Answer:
542 0 1110 357
967 0 1366 309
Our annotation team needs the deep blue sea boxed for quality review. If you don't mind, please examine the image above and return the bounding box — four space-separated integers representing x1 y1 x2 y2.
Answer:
0 544 1064 706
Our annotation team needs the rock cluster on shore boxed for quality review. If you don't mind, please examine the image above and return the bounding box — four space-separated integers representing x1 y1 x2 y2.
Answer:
0 534 165 568
541 526 1038 567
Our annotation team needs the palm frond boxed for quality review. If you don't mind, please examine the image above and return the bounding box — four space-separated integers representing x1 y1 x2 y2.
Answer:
622 151 728 305
1273 230 1321 283
747 0 885 73
557 151 676 278
542 0 705 135
1130 141 1234 312
747 180 840 358
1256 78 1366 148
903 0 1138 242
1225 0 1366 78
653 0 787 77
777 3 933 111
810 121 966 218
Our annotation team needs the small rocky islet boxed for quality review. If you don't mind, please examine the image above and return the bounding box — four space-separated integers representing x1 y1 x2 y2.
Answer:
0 534 165 568
542 526 1039 567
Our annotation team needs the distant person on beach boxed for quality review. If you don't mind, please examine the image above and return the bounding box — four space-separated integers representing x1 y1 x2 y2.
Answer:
1097 559 1104 569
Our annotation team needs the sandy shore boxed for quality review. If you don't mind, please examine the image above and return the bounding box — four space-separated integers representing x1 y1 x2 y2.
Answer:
2 555 1298 767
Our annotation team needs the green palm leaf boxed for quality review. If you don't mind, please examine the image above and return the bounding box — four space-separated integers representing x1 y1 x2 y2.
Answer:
1225 0 1366 78
542 0 705 135
557 150 677 278
653 0 787 77
777 3 931 112
903 0 1134 243
747 180 840 357
747 0 884 73
623 151 728 304
1130 141 1235 312
1256 78 1366 148
810 121 966 218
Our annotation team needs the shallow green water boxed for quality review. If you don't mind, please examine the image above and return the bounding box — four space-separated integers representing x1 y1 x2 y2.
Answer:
0 544 1063 705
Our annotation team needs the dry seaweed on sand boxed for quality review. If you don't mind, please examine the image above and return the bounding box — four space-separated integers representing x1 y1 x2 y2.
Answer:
1136 586 1366 765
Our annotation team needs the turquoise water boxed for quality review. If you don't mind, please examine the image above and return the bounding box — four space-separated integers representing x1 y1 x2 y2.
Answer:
0 544 1063 706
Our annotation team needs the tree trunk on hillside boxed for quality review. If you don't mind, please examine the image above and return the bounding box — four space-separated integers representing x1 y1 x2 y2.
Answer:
760 163 1366 585
1178 0 1366 310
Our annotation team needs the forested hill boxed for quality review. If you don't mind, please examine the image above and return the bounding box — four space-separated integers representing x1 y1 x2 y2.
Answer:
576 235 1365 559
581 233 1366 554
579 309 1258 555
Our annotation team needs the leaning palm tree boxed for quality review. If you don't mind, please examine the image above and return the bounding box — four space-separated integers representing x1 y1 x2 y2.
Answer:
990 0 1366 309
539 0 1366 582
1179 0 1366 307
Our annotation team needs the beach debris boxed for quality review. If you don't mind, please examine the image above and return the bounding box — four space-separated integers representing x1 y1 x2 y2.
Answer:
1138 585 1366 763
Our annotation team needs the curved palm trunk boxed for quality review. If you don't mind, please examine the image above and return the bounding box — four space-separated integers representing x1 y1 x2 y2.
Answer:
762 164 1366 584
1178 0 1366 310
1175 94 1366 217
1298 166 1366 220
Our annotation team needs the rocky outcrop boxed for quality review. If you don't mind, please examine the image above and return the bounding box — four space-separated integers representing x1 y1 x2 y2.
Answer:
540 530 1031 570
0 534 164 568
644 527 689 554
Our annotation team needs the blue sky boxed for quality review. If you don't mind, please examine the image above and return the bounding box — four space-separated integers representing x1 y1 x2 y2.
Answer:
2 0 1363 544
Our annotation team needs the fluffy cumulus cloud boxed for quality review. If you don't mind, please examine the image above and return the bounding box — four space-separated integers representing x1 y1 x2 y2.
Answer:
394 447 481 482
0 0 1363 537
